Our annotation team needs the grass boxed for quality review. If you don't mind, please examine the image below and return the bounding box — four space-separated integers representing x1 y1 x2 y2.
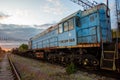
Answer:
0 58 2 62
10 54 116 80
7 66 11 70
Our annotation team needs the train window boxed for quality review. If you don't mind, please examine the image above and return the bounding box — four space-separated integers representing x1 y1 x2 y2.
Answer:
64 21 68 32
76 16 80 27
58 24 63 33
68 18 74 30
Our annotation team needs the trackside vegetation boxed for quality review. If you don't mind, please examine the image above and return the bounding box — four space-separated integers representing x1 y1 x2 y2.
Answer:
19 44 28 52
66 62 77 74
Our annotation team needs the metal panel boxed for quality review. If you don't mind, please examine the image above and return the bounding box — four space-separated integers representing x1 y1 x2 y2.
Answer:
58 29 77 46
99 7 112 43
31 29 58 49
77 4 111 44
77 26 97 43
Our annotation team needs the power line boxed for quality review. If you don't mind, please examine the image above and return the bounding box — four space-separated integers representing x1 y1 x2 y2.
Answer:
70 0 98 10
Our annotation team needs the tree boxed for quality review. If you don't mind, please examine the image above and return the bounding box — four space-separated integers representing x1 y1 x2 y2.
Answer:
19 44 28 52
0 47 2 53
0 47 5 54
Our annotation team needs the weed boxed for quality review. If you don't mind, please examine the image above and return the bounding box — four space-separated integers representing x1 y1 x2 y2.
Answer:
66 62 77 75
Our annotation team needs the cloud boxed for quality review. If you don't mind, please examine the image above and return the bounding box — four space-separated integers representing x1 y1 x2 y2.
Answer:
0 12 10 19
43 0 67 15
0 9 44 25
0 24 43 41
47 0 54 2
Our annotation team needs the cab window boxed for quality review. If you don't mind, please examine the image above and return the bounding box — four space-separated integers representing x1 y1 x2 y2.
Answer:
76 16 80 27
64 21 69 32
58 24 63 33
68 18 74 30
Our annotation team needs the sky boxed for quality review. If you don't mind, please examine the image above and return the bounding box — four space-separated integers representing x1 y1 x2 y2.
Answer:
0 0 80 25
0 0 118 50
0 0 116 26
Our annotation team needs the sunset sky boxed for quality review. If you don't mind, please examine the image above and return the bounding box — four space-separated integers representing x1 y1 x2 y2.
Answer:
0 0 117 50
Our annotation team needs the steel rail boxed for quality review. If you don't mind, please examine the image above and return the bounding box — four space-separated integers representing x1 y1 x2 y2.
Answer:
7 54 21 80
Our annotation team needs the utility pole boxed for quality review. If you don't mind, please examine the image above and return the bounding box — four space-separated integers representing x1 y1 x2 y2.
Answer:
116 0 120 28
115 0 120 59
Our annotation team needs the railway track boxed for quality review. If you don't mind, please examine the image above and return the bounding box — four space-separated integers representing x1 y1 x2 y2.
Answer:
0 54 21 80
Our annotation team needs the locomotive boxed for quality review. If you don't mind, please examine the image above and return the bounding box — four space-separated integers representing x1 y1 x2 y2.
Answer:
28 3 120 72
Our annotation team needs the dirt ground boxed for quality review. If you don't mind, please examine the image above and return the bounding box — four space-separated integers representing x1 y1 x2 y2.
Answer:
11 54 118 80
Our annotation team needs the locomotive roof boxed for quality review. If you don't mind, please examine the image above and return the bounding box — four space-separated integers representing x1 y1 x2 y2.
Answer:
31 24 58 40
60 3 107 23
60 10 82 23
81 3 108 17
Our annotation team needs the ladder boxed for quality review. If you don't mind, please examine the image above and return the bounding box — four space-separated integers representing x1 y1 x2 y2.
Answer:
100 43 116 71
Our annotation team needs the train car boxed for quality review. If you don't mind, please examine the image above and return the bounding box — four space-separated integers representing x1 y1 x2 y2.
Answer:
29 3 120 72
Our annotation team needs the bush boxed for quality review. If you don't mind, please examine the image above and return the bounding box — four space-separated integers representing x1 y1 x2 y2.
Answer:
66 62 77 74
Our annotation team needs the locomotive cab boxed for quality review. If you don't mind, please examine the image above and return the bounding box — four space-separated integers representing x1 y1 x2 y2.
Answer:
76 3 112 44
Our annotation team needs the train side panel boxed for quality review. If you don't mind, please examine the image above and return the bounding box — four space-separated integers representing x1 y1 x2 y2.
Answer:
77 12 99 43
58 29 77 46
31 28 58 49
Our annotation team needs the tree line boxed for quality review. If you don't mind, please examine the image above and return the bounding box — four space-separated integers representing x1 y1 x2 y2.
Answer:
0 47 5 54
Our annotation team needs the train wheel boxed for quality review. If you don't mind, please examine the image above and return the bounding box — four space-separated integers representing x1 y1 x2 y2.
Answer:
81 54 99 70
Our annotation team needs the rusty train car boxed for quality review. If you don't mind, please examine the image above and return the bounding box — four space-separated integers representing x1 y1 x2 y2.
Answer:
28 3 120 72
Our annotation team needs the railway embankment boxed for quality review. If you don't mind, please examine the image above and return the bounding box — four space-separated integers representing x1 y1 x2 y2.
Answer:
10 54 118 80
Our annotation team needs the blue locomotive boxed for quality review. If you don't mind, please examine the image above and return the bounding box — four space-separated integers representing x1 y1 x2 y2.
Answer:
29 3 120 71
